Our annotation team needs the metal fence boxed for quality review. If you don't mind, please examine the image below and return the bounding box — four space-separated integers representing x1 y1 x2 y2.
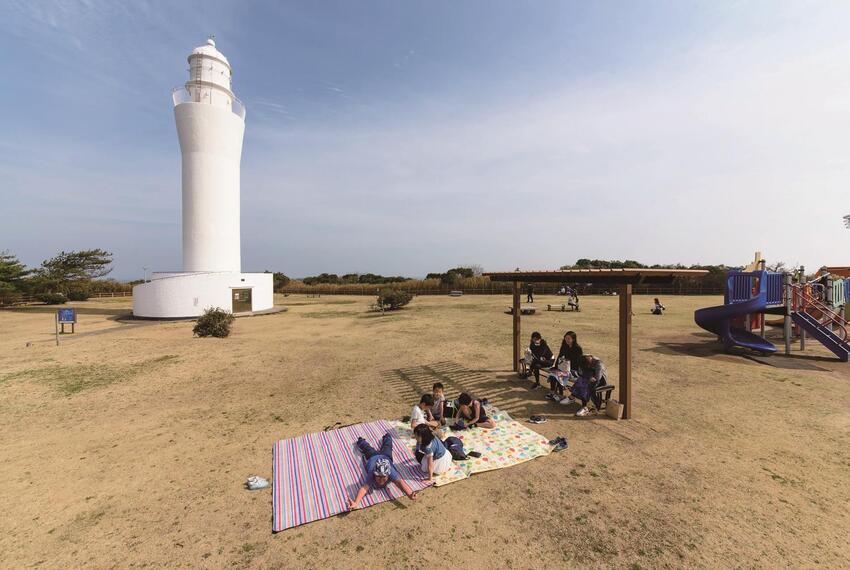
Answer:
281 284 724 296
0 290 132 307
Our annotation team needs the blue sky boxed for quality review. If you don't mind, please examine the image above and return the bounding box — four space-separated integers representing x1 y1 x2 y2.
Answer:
2 1 849 279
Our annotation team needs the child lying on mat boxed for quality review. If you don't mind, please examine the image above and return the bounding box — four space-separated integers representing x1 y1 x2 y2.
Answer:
413 424 453 481
348 432 419 509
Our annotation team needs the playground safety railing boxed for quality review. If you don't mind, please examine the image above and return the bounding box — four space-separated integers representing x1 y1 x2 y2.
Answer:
725 271 783 306
766 273 783 305
790 283 848 342
832 278 846 307
727 273 757 304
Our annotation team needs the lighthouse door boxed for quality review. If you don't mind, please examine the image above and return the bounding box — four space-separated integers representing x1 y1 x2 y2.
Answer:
232 288 253 313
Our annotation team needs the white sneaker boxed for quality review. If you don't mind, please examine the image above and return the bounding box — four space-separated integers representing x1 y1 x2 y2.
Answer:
575 407 589 417
560 397 573 405
246 476 269 490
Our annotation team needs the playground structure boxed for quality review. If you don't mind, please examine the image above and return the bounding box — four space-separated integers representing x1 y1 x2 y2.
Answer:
694 255 850 362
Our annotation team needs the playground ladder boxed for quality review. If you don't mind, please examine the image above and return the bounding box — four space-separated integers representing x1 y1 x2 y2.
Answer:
791 313 850 362
789 283 850 361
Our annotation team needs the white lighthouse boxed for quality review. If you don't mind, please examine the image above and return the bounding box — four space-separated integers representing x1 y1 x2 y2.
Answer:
133 38 274 318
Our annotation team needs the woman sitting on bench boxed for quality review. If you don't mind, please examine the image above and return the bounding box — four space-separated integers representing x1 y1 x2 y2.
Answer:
566 354 608 417
548 331 583 402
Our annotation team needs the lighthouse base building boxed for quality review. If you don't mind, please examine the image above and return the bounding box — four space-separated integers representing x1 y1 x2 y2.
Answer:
133 271 273 319
133 38 274 319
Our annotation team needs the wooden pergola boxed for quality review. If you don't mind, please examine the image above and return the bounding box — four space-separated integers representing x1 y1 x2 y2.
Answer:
483 268 708 419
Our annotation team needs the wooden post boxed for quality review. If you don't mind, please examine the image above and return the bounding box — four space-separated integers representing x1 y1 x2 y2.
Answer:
512 281 521 372
800 268 807 351
783 272 792 355
619 284 633 419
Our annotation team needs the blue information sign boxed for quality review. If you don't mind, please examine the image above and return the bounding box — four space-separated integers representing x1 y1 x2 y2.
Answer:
57 308 77 324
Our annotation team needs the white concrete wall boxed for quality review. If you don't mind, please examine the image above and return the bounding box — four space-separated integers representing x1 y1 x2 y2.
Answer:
175 102 244 273
132 272 273 318
248 272 274 312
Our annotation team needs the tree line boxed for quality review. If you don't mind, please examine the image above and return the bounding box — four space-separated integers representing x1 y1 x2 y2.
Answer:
2 251 796 306
0 249 121 305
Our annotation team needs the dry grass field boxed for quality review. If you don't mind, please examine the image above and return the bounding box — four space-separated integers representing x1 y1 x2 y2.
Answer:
1 294 848 569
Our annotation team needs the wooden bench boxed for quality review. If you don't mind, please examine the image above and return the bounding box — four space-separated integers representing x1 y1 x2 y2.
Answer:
546 301 580 312
517 360 614 410
506 306 536 315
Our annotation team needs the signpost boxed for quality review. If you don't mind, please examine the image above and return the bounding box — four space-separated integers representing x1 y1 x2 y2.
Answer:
57 308 76 334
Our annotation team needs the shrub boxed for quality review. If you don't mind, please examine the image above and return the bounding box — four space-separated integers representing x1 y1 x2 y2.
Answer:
67 289 90 301
37 293 67 305
0 288 21 306
376 288 412 311
272 272 291 292
193 307 235 338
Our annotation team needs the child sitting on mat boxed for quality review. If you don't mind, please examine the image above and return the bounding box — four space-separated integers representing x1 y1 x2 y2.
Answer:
348 431 419 510
413 424 453 481
456 392 496 429
431 382 446 425
411 394 440 429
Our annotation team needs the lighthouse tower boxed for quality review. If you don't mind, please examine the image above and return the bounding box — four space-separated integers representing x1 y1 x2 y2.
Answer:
132 39 273 318
177 38 243 273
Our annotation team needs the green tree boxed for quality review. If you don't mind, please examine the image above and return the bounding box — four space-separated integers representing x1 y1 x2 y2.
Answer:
0 251 31 305
426 266 475 285
566 259 648 269
39 249 113 281
272 272 291 291
32 249 113 295
0 250 30 286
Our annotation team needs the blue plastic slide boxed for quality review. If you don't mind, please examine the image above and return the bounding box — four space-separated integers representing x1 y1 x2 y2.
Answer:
694 294 777 354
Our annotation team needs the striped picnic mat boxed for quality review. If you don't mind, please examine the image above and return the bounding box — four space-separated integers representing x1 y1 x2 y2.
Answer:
272 419 431 532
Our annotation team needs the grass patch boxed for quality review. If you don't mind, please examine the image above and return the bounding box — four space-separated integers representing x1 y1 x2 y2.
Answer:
0 355 180 396
762 467 795 485
58 507 108 542
280 300 358 307
299 310 361 319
